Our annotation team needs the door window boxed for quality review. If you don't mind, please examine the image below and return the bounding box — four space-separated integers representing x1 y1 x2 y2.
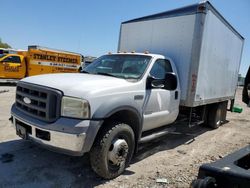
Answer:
2 56 21 63
150 59 173 79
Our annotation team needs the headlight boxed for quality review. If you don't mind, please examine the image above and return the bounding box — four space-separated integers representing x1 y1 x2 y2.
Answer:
61 96 90 119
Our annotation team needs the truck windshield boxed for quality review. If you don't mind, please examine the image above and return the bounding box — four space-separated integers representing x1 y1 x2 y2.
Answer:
83 54 151 80
0 54 6 59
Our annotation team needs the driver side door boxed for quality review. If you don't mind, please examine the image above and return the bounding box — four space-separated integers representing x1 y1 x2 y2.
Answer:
142 59 180 131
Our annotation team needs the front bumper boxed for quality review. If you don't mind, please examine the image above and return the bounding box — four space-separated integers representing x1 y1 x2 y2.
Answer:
13 117 86 156
11 105 102 156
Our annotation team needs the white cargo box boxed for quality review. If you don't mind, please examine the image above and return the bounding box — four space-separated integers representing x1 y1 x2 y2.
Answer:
118 1 244 107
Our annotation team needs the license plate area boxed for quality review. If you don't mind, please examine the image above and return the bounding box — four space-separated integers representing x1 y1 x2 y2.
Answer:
16 124 27 139
15 119 32 140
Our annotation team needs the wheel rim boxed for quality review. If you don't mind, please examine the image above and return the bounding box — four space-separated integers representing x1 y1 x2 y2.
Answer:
216 120 221 126
216 108 222 126
108 138 129 166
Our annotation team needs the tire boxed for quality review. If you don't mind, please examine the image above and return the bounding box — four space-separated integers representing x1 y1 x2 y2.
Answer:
220 101 228 123
90 121 135 179
207 103 222 129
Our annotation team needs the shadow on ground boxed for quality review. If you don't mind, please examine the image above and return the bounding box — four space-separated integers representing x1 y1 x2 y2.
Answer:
0 140 101 187
0 82 17 87
133 122 213 163
0 122 223 187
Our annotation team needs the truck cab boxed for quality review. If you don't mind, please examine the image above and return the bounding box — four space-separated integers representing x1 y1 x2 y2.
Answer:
84 53 180 131
0 54 26 78
11 52 180 179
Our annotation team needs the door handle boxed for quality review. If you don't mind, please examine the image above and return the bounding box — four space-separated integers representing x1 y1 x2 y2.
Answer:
175 91 178 100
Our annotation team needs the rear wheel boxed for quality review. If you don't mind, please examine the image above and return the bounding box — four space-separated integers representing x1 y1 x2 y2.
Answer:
207 101 228 129
90 121 135 179
208 103 222 129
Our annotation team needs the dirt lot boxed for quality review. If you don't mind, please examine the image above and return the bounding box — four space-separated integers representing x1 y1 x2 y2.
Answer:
0 85 249 188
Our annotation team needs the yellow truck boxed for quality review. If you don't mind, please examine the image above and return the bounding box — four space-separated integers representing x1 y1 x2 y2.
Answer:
0 46 82 79
0 48 19 55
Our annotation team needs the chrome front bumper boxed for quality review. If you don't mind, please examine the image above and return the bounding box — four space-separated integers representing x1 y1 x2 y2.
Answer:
12 116 86 156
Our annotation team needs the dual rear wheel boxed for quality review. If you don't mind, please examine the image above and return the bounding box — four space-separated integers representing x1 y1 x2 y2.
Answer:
207 101 228 129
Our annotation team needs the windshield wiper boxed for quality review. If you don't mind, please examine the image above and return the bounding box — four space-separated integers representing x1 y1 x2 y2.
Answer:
95 72 117 78
82 71 121 78
81 70 90 74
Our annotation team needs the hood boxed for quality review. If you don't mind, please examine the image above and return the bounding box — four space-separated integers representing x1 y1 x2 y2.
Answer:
21 73 134 98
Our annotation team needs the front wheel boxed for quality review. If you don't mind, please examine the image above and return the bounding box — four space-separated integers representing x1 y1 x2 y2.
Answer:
90 122 135 179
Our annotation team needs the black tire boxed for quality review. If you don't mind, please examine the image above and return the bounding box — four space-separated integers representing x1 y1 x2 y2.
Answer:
220 101 228 123
90 121 135 179
207 103 222 129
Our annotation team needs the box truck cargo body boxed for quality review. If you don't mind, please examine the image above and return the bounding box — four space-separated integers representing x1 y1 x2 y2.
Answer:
119 2 244 107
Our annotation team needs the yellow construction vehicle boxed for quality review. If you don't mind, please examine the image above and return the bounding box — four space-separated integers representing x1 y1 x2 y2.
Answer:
0 48 19 55
0 46 82 79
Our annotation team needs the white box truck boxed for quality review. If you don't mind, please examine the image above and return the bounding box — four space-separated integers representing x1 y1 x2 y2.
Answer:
11 1 244 179
119 1 244 108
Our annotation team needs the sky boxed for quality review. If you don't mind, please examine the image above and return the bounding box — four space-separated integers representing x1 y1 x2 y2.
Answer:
0 0 249 76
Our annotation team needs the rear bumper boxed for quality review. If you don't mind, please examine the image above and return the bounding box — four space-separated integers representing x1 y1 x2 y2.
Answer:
11 105 103 156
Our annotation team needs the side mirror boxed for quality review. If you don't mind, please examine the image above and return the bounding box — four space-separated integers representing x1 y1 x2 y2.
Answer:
147 75 163 89
165 72 178 90
242 67 250 105
147 72 177 91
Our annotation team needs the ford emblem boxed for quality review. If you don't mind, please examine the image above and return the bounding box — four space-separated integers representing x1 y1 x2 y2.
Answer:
23 97 31 104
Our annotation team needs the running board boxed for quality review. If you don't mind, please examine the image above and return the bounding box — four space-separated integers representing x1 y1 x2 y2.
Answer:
139 127 176 144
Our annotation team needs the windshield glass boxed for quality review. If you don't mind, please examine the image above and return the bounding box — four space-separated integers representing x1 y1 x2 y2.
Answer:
83 54 151 79
0 54 6 59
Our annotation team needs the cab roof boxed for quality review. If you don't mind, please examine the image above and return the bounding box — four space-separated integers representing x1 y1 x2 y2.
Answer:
108 52 166 59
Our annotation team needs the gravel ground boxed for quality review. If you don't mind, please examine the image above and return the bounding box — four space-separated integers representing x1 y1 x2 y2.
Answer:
0 85 249 188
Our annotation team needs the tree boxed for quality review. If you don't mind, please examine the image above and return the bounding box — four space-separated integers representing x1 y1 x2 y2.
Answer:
0 38 11 48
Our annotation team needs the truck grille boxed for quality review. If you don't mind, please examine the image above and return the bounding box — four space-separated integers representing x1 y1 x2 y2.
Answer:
15 82 62 122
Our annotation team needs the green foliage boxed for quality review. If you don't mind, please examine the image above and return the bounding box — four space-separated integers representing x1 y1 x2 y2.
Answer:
0 38 11 48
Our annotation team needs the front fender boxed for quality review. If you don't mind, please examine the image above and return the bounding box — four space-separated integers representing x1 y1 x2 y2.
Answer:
91 96 143 145
92 96 142 121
